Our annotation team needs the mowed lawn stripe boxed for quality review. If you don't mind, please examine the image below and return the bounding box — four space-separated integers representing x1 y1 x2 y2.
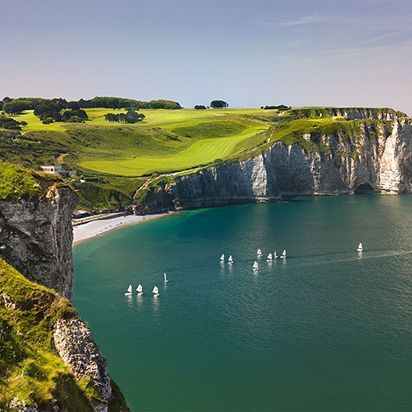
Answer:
79 125 267 176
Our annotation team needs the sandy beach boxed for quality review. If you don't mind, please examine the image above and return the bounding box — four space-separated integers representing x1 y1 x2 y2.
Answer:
73 213 172 245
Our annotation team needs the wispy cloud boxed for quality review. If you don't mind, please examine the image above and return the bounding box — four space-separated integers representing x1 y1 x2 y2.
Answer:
360 28 412 45
277 14 329 27
257 14 334 27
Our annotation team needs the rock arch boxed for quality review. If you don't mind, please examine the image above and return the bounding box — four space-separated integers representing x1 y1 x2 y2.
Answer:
354 182 375 194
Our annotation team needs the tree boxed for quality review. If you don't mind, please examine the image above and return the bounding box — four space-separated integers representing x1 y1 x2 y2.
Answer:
194 105 207 110
210 100 228 109
104 110 145 124
61 109 88 122
3 101 30 114
0 116 24 130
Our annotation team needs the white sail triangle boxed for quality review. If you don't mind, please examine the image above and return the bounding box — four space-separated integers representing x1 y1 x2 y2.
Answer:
267 253 273 261
164 273 169 283
152 286 159 295
253 261 259 270
125 284 132 295
137 284 143 294
228 255 233 264
357 242 363 252
220 253 225 263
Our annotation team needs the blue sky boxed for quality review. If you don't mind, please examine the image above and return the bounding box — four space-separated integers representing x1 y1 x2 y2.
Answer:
1 0 411 113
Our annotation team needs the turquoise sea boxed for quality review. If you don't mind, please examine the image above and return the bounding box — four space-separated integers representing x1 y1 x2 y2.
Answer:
73 196 412 411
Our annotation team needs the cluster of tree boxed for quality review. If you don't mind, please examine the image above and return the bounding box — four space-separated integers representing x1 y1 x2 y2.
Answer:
261 105 291 110
0 115 27 130
33 99 88 123
210 100 229 108
1 96 182 118
104 110 145 124
194 105 207 110
78 97 182 110
2 97 48 114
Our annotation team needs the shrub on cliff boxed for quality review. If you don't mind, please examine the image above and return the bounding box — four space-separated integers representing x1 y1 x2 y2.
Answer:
0 162 42 200
0 258 129 411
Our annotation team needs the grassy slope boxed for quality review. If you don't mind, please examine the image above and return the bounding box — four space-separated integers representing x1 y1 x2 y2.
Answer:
11 108 274 177
4 106 399 209
0 258 92 409
0 258 129 410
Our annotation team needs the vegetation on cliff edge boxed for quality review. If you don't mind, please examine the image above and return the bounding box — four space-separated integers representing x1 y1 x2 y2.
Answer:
0 258 129 411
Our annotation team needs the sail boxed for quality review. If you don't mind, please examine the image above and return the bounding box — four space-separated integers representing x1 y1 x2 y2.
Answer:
137 284 143 293
257 249 262 256
152 286 159 294
357 243 363 251
220 254 225 262
282 249 287 257
164 273 168 282
125 284 132 295
267 253 273 261
253 261 259 270
274 250 278 259
228 255 233 263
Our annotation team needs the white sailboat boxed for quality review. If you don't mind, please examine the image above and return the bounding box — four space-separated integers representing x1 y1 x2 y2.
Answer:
228 255 234 264
136 284 143 295
280 249 287 259
257 248 262 257
220 253 225 263
357 242 364 252
125 284 133 296
164 273 169 283
253 261 259 271
152 286 159 296
267 253 273 261
274 250 278 259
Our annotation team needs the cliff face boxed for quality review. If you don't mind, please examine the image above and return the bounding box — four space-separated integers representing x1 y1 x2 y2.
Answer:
0 258 128 412
0 168 129 411
0 185 77 299
137 118 412 212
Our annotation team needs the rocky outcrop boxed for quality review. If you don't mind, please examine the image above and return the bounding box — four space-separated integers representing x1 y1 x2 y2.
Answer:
0 185 77 299
0 177 129 411
54 318 112 411
137 119 412 212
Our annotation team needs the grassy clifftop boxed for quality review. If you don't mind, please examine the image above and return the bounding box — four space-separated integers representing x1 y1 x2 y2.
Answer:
0 258 128 410
0 162 66 201
2 105 405 210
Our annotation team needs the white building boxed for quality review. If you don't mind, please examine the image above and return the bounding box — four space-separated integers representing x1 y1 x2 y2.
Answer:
40 165 64 174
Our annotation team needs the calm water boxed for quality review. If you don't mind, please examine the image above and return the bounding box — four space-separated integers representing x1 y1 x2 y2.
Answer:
73 196 412 412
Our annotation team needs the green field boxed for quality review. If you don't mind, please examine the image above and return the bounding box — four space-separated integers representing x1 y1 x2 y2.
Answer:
12 108 275 176
5 105 383 211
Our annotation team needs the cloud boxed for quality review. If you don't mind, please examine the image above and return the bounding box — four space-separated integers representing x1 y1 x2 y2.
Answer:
257 13 333 27
360 28 412 45
276 14 330 27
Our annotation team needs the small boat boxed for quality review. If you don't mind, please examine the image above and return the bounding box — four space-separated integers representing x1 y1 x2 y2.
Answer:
274 250 278 259
267 253 273 261
136 284 143 295
357 242 364 252
125 284 133 296
257 248 262 257
220 253 225 263
253 261 259 271
228 255 234 264
280 249 287 259
164 273 169 283
152 286 159 296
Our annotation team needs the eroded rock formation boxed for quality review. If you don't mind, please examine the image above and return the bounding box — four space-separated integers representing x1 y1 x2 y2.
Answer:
0 185 77 299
